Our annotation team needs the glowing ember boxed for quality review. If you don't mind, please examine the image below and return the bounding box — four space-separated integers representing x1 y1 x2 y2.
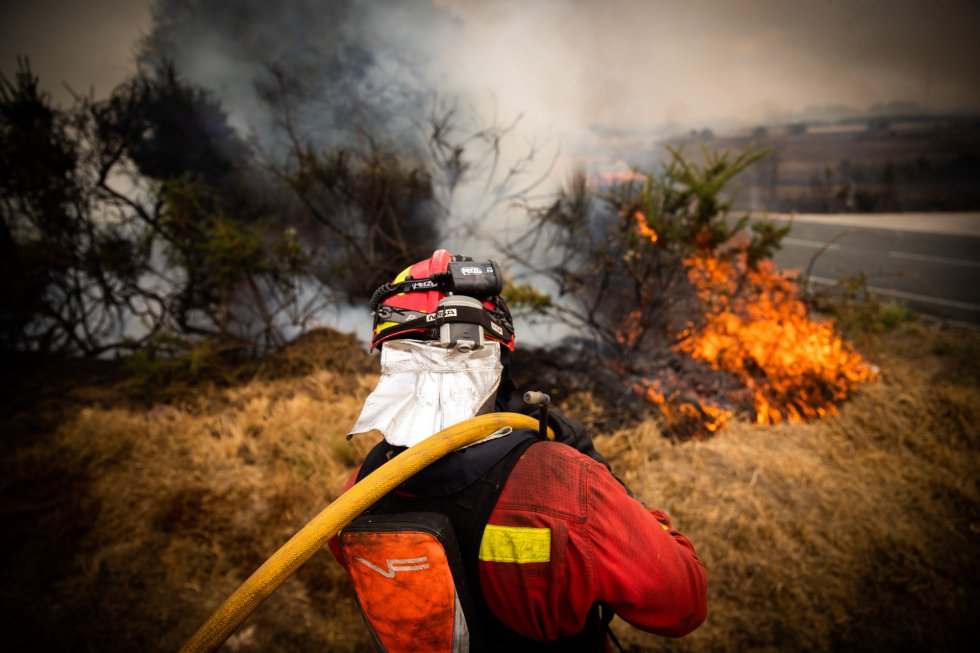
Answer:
637 379 733 438
675 253 876 426
634 211 658 243
616 309 644 348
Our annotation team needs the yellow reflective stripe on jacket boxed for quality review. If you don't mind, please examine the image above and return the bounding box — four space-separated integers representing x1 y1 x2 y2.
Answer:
478 525 551 563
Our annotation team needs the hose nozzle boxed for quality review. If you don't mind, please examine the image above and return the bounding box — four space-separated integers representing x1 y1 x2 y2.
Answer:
523 391 551 440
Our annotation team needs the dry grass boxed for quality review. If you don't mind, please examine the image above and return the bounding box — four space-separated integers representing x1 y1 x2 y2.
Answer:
1 323 978 651
0 330 381 652
598 322 980 652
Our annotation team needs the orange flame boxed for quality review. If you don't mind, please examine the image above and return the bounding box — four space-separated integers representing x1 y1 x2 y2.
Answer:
676 253 876 426
631 250 876 437
637 379 732 438
633 211 658 244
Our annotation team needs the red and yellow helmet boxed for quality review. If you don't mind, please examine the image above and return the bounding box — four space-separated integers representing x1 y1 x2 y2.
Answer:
370 249 515 351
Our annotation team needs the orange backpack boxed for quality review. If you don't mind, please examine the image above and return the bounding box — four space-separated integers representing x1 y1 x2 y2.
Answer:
339 511 482 652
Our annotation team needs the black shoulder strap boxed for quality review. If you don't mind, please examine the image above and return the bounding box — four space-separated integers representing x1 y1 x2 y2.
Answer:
368 436 537 573
448 437 538 581
455 440 610 653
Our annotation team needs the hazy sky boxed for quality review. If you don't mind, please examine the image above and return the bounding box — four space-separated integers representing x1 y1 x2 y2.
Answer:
436 0 980 130
0 0 153 102
2 0 978 131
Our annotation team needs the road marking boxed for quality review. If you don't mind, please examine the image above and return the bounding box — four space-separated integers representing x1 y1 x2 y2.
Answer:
782 237 842 250
782 238 979 268
888 250 980 269
752 212 980 237
806 276 980 312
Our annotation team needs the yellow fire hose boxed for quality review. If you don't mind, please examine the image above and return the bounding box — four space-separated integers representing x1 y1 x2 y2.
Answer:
179 412 553 653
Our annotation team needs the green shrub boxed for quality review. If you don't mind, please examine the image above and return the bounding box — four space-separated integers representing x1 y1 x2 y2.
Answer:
810 274 918 337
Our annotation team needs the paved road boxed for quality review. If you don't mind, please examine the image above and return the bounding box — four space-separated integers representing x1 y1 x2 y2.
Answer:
750 213 980 325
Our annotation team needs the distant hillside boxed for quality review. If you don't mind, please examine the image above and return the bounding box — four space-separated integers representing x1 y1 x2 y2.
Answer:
680 116 980 213
582 115 980 213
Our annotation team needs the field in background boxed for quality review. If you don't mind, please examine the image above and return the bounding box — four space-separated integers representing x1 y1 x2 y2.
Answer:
0 323 977 651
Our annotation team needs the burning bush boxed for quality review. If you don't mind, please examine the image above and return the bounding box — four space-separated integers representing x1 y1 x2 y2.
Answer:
507 145 876 437
641 251 877 436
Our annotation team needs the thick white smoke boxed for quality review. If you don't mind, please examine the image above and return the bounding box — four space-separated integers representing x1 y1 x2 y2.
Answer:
138 0 980 238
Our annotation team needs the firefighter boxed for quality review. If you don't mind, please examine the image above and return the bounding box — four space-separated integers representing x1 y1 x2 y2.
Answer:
331 250 707 651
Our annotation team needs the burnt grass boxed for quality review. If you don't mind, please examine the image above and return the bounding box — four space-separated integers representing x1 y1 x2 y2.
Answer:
509 344 649 432
510 342 753 439
0 323 978 651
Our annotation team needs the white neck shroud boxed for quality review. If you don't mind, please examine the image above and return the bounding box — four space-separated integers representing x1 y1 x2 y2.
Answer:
348 339 503 447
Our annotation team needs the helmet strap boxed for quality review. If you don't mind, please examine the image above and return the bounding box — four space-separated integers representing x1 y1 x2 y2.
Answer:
375 302 513 347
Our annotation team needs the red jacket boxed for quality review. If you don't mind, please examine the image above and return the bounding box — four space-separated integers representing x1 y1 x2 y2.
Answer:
331 441 707 642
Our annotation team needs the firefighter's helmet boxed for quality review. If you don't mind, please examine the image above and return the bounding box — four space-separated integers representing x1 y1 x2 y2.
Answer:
369 249 515 351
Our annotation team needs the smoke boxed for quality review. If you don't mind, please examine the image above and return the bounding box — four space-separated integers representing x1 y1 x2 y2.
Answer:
10 0 980 150
3 0 975 348
436 0 980 129
135 0 980 343
141 1 445 153
140 0 980 194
